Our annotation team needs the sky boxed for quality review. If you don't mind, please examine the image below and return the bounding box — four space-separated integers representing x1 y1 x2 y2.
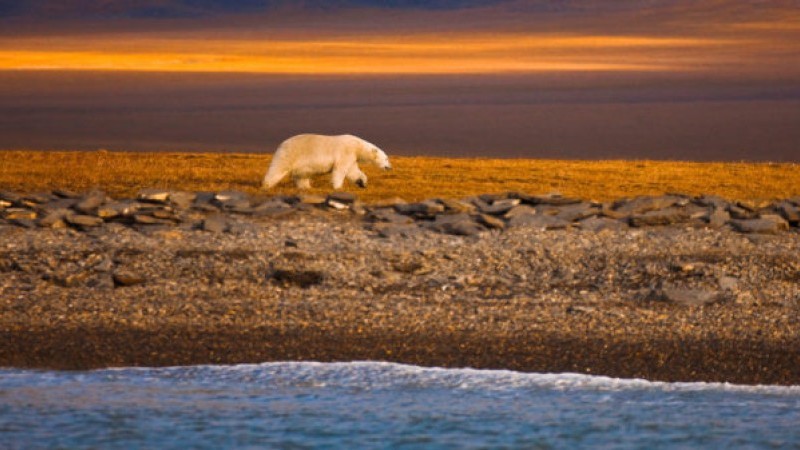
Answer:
1 0 799 160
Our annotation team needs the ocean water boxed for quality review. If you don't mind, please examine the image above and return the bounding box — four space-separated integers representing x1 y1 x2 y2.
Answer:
1 362 799 449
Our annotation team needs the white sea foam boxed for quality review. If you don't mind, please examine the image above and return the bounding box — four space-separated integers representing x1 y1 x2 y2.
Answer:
76 361 800 395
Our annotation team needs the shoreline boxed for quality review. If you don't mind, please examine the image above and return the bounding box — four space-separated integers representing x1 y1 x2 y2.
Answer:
2 189 799 384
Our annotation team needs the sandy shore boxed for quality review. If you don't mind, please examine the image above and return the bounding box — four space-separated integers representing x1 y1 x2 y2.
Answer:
1 189 799 384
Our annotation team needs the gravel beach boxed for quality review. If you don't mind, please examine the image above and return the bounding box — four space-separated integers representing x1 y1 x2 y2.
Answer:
1 189 799 384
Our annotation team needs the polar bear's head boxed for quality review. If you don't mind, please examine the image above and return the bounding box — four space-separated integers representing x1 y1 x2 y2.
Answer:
359 139 392 170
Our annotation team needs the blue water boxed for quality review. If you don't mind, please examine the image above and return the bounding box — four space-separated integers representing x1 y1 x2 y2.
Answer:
1 362 799 449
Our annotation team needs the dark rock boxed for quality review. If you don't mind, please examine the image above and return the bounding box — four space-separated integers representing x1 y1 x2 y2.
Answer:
503 205 538 219
431 213 484 236
519 193 582 206
113 270 146 287
193 192 216 205
10 218 36 229
479 198 520 215
39 198 79 212
578 217 628 232
73 190 107 214
694 195 729 209
394 201 445 216
374 223 420 238
22 192 54 205
613 195 682 215
133 214 175 225
327 192 357 204
270 268 325 288
629 207 691 227
214 190 248 203
554 202 601 222
368 208 415 224
3 208 37 220
478 192 513 203
0 190 22 204
728 205 756 220
730 215 789 234
53 271 91 288
776 202 800 225
65 214 104 229
202 215 228 233
507 213 570 230
137 188 170 203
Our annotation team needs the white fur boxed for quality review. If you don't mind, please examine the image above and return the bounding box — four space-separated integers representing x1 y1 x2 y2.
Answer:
262 134 392 190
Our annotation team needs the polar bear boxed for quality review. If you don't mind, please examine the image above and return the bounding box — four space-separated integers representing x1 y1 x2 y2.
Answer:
261 134 392 190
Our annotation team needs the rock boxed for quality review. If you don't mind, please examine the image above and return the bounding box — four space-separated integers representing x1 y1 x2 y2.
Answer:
168 191 197 209
394 201 445 216
374 223 420 238
0 190 22 204
52 189 81 199
776 202 800 225
327 192 357 204
694 195 729 209
730 215 789 234
3 208 37 220
133 214 175 225
554 202 601 222
436 198 475 213
519 193 582 206
629 208 691 227
37 208 70 228
507 213 570 230
96 201 143 219
214 190 248 203
431 214 484 236
737 199 773 212
478 198 520 215
476 213 505 230
705 208 730 228
53 271 91 288
613 195 682 215
39 198 79 212
21 192 54 206
10 218 36 229
578 217 628 232
270 268 325 288
326 200 350 210
65 214 104 229
193 192 216 205
503 205 538 219
297 194 327 205
368 208 415 224
202 215 228 233
112 270 146 287
718 276 739 291
656 287 721 306
73 190 107 214
137 188 170 203
727 205 756 220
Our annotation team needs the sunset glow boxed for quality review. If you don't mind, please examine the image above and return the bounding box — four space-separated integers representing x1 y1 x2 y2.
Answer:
0 34 744 74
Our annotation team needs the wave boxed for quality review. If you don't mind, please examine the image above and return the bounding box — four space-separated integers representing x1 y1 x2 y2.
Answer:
5 361 798 395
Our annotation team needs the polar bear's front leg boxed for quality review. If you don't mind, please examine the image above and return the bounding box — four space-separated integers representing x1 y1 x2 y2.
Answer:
345 164 368 188
293 176 311 189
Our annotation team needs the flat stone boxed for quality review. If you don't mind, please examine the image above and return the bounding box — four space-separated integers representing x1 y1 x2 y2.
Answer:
737 199 773 212
507 213 570 230
437 220 484 236
613 195 682 215
694 195 729 209
40 198 79 212
52 189 82 199
479 198 520 215
3 208 37 220
214 190 248 203
297 194 327 205
137 188 170 203
326 200 350 210
73 190 107 214
0 191 22 204
629 207 690 227
112 270 146 287
578 217 628 232
65 214 104 228
728 205 756 220
96 201 143 219
22 192 54 205
705 208 730 228
519 193 582 206
394 201 445 216
476 213 505 230
730 215 789 234
776 202 800 225
327 192 357 204
270 268 325 288
374 223 420 238
168 191 197 209
658 287 721 306
133 214 175 225
10 218 36 229
555 202 601 222
37 208 70 228
436 198 475 213
368 209 415 224
202 215 228 233
503 205 538 219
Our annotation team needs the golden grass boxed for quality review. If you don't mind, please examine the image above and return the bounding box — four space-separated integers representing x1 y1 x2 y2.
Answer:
0 150 798 202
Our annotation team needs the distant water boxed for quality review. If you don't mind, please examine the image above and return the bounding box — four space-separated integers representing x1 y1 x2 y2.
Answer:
2 362 799 449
